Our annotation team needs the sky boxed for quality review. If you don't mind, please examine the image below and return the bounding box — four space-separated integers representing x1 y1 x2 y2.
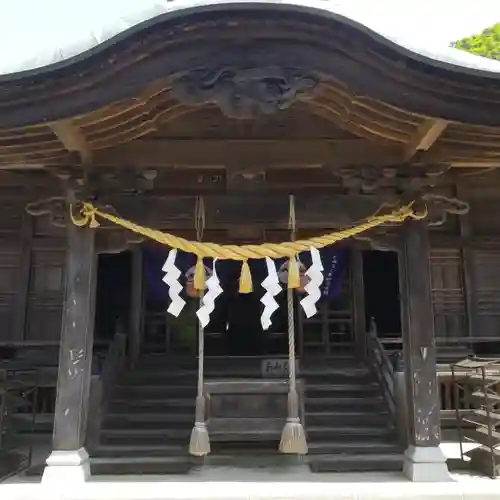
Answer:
0 0 499 74
333 1 500 45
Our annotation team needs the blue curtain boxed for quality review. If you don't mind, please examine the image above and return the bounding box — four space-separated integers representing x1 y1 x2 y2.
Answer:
143 246 347 302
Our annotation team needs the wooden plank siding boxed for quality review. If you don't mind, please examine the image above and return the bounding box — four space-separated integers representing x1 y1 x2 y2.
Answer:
0 187 66 345
429 248 467 340
471 248 500 338
0 197 28 343
463 185 500 340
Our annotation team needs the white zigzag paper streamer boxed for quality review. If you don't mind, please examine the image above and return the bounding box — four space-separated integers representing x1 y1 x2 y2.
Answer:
300 247 324 318
260 257 282 330
196 260 223 328
162 249 186 317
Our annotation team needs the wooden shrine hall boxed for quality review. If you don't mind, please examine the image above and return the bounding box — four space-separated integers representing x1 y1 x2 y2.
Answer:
2 0 500 487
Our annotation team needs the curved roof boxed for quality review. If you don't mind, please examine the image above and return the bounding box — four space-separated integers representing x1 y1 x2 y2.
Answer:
1 2 500 170
2 0 500 78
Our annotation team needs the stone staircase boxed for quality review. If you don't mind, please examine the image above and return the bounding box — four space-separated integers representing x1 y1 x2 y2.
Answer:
302 354 402 472
92 355 197 474
91 350 402 474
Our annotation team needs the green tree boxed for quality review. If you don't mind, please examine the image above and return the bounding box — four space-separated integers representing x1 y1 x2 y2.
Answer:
452 23 500 61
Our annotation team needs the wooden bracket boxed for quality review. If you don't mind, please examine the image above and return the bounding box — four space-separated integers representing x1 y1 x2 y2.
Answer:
50 120 92 165
404 119 448 161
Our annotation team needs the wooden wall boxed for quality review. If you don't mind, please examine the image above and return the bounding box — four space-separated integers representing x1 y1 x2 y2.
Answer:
26 217 66 342
426 173 500 340
0 176 65 345
429 248 467 339
461 175 500 339
0 193 29 343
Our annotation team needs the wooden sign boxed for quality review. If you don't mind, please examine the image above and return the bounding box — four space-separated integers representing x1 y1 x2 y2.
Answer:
261 358 299 377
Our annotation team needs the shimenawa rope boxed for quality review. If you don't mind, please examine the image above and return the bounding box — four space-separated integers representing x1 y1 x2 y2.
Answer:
70 201 425 292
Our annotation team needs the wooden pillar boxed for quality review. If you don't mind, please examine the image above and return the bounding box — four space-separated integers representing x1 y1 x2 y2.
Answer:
456 184 478 345
129 246 143 366
351 248 366 357
13 210 33 342
42 220 97 484
399 218 451 482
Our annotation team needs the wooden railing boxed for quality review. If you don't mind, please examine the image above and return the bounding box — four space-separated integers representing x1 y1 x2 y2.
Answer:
101 331 127 403
377 335 499 432
366 319 396 421
86 328 127 449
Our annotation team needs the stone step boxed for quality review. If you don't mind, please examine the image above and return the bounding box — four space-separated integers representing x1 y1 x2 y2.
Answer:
135 353 357 369
25 455 203 477
306 426 394 440
100 427 290 445
304 410 389 426
203 453 303 468
104 413 194 427
93 444 188 458
100 425 394 446
102 418 192 431
124 367 371 383
111 397 195 412
305 384 380 398
302 368 371 378
309 453 403 473
100 428 191 445
116 385 198 398
102 404 390 429
307 440 401 455
118 383 379 398
305 396 385 411
90 456 192 475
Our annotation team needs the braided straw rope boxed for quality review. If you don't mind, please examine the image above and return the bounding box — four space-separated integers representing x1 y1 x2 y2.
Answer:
70 201 424 260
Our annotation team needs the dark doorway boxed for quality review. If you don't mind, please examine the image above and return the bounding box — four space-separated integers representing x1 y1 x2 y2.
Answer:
206 289 268 356
141 248 290 356
363 250 401 337
94 251 132 342
204 262 288 356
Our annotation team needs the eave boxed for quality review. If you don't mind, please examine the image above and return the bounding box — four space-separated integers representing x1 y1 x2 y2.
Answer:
0 5 499 171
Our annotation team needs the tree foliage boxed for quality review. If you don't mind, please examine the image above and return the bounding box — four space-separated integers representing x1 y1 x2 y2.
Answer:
452 23 500 61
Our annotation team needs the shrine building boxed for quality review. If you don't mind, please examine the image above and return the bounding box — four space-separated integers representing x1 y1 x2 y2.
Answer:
1 0 500 492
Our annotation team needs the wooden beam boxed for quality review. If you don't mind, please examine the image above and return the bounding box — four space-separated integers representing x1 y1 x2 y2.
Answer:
92 139 405 168
50 120 92 165
405 119 448 161
106 193 398 229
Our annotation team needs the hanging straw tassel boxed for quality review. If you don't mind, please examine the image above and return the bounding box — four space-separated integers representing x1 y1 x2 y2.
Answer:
194 256 206 291
287 254 300 289
239 260 253 293
279 286 308 454
189 294 210 456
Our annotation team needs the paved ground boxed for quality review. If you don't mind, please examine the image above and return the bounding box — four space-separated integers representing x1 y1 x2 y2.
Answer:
1 441 498 499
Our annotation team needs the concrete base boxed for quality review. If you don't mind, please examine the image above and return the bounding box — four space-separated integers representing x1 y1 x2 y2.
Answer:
403 445 453 482
41 447 90 484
